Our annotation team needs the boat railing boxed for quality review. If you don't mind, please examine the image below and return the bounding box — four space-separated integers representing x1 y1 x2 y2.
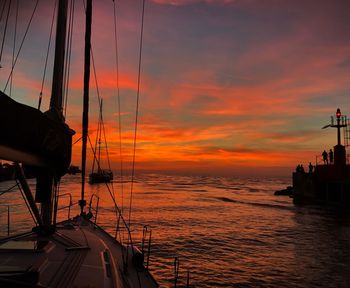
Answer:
99 183 151 272
0 205 11 236
56 193 73 220
113 208 145 271
6 206 10 236
174 257 180 288
88 193 100 225
0 204 36 239
141 225 152 269
173 257 191 288
114 212 133 243
0 184 18 236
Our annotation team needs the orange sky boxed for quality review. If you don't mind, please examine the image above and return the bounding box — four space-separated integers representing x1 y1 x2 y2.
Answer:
1 0 350 176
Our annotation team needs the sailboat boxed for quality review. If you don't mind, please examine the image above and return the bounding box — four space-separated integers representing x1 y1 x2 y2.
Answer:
0 1 158 287
89 99 113 184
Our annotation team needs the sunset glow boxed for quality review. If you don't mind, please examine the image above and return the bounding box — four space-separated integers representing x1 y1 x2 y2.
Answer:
1 0 350 176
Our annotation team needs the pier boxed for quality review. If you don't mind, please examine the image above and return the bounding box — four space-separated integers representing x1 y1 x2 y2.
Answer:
293 109 350 206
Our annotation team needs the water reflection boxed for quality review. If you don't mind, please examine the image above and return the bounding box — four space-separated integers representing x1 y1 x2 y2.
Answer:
1 174 350 287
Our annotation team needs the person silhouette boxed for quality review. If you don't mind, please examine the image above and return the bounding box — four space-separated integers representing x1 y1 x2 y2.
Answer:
329 149 334 164
322 150 328 164
308 162 314 173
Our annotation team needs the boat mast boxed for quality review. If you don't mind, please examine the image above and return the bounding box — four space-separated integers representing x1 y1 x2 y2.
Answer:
80 0 92 214
50 0 68 118
98 99 103 173
41 0 68 228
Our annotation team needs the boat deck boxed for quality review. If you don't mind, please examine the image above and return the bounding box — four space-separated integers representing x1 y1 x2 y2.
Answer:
0 217 158 288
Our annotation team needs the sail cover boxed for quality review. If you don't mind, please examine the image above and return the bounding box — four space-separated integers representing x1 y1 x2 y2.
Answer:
0 91 75 177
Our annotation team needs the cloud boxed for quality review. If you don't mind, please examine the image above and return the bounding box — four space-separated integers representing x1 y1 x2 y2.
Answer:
151 0 236 6
4 0 350 176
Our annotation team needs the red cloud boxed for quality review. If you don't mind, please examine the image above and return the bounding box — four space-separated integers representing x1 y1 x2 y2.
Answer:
152 0 236 5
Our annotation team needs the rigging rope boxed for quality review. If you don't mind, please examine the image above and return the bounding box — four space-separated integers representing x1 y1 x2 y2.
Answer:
73 136 82 145
81 1 127 239
91 104 100 173
89 48 114 183
0 183 18 197
97 102 102 172
128 0 146 227
80 1 140 273
63 0 75 117
0 0 11 68
3 0 39 92
113 0 125 213
88 134 101 173
100 101 116 200
89 48 102 172
15 179 38 226
101 105 113 176
9 0 18 98
0 0 8 24
38 0 57 110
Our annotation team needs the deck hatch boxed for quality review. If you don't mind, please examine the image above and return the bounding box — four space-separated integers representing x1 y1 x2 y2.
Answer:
0 240 49 252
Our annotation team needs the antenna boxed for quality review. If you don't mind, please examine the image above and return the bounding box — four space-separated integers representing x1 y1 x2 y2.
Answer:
322 108 348 146
322 108 348 166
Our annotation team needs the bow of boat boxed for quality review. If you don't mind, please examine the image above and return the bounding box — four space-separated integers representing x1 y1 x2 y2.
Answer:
0 216 158 288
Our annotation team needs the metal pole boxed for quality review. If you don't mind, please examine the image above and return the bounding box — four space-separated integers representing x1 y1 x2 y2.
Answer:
174 257 179 288
53 187 58 226
94 197 99 224
80 0 92 214
186 270 190 288
40 0 69 230
147 230 152 269
50 0 68 115
7 206 10 236
14 163 43 227
98 100 103 173
337 116 341 146
68 194 72 219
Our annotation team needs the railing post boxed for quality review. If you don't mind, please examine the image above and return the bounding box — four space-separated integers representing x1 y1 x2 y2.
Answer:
186 270 190 287
174 257 179 288
56 193 73 220
146 230 152 269
141 225 152 269
68 194 72 219
115 213 121 240
88 194 100 224
142 225 148 254
7 205 10 236
94 197 99 224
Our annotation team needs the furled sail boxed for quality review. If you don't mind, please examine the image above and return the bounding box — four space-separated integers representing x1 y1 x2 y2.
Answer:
0 90 75 177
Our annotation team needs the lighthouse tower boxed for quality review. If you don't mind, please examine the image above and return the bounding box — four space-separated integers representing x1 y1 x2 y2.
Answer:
293 108 350 207
331 108 347 166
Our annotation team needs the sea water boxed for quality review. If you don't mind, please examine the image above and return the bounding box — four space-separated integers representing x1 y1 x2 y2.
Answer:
1 174 350 287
